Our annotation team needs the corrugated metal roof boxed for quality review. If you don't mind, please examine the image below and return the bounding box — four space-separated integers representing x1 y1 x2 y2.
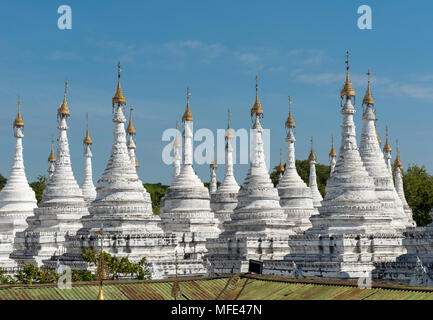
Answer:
1 275 433 300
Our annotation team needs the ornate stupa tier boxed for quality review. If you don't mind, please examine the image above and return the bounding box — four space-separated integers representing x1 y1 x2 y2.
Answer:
277 97 318 232
11 82 90 267
308 58 395 235
358 80 409 230
211 110 240 227
0 99 37 269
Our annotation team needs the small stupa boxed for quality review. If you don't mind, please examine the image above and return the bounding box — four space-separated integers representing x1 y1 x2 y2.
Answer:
277 96 318 231
308 137 323 208
0 98 37 270
210 110 240 226
209 152 218 194
47 137 56 179
172 122 181 180
81 114 96 204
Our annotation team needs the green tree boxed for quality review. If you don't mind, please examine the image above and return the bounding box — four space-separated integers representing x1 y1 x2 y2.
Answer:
403 165 433 226
143 183 169 214
0 173 6 191
30 175 48 203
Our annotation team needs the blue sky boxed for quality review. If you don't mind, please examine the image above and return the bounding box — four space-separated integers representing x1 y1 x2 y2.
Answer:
1 0 433 185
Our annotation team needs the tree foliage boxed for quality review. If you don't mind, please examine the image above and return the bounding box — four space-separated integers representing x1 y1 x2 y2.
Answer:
29 175 48 203
143 183 169 214
402 165 433 226
81 247 151 280
0 173 6 191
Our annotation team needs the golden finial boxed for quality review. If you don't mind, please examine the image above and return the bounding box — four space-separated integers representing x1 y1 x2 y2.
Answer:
135 155 139 168
362 69 375 106
210 148 217 169
171 252 182 300
126 107 136 135
96 228 108 301
112 61 126 107
48 136 56 163
329 135 337 157
83 113 93 145
57 80 71 118
285 96 296 128
173 121 181 147
340 51 356 100
394 140 403 170
277 149 285 173
13 96 25 128
308 136 317 161
383 126 392 152
250 75 264 120
225 108 233 139
182 87 193 122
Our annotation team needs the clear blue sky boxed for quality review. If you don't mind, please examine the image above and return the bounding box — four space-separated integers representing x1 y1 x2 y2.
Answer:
0 1 432 185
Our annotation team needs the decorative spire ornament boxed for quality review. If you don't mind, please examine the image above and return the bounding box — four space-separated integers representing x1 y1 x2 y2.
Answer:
383 126 392 174
209 149 218 194
48 136 56 179
329 135 337 175
276 149 285 180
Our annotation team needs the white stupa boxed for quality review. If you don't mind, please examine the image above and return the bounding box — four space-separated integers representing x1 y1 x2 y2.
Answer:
308 137 323 208
329 136 337 176
59 63 192 279
207 77 295 274
11 81 90 267
383 129 393 175
358 70 410 230
210 110 240 226
277 96 318 232
80 115 96 204
276 149 285 182
160 88 220 265
394 144 416 225
0 98 37 270
307 56 395 235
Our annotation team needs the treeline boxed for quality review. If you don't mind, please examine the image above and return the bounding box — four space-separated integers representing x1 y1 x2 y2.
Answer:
1 161 432 226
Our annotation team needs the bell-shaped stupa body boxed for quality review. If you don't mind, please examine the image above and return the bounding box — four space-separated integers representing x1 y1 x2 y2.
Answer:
81 118 96 204
210 112 240 227
0 100 37 270
358 88 410 230
11 82 90 267
160 89 220 266
308 79 394 235
277 98 318 232
206 78 295 274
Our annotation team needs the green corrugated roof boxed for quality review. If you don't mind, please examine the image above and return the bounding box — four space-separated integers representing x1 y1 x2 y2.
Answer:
1 275 433 300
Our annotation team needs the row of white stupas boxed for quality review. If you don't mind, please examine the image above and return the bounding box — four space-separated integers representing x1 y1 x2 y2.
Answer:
0 54 431 284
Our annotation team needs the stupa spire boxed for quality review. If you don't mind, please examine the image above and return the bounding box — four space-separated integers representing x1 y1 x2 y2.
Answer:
48 136 56 178
209 148 218 194
81 113 96 204
57 80 70 119
329 135 337 175
0 98 37 269
250 76 264 121
276 149 285 180
383 126 392 174
340 51 356 104
393 141 415 225
112 61 126 110
182 87 193 122
308 137 323 208
126 107 138 168
173 121 181 179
